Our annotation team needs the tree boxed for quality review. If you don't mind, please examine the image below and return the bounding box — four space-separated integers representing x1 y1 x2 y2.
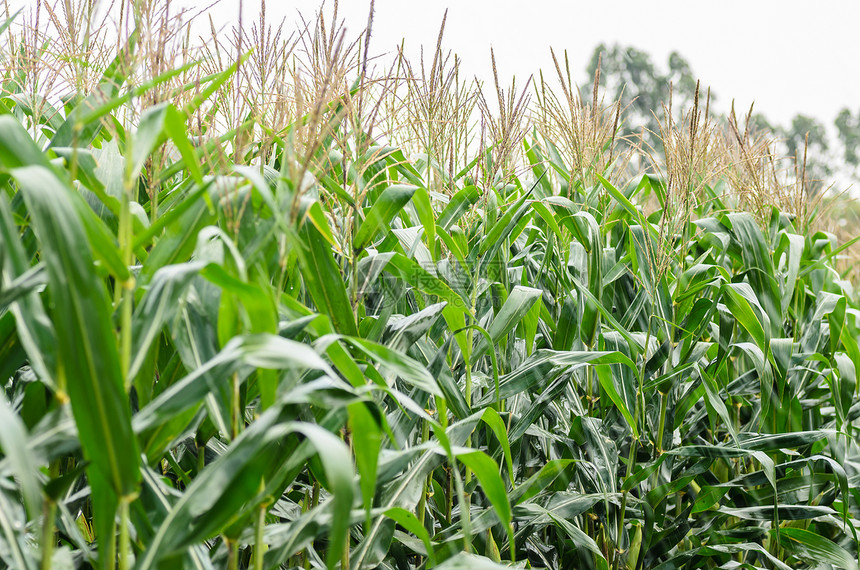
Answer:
835 107 860 168
586 44 706 146
778 114 831 183
781 114 828 159
585 44 850 189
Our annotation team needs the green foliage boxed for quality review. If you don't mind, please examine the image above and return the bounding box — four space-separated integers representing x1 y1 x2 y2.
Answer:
836 108 860 168
0 3 858 570
586 44 703 143
591 43 847 189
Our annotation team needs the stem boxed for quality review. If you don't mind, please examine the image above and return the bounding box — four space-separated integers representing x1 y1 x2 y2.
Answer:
120 283 133 385
417 419 430 527
305 479 319 569
618 314 651 569
341 536 350 570
104 517 117 570
348 146 361 321
586 359 594 415
638 325 652 432
40 458 61 570
151 179 159 222
148 148 163 223
446 466 453 523
226 538 238 570
464 276 478 488
464 356 473 413
231 372 241 439
39 498 56 570
165 451 192 487
69 129 80 187
276 235 289 294
118 122 136 389
452 460 471 553
602 523 612 569
254 502 267 570
118 498 131 570
299 488 310 569
656 391 668 453
342 430 352 570
197 442 206 474
616 439 637 570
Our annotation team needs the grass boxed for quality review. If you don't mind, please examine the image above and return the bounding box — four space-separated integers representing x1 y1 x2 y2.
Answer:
0 1 859 569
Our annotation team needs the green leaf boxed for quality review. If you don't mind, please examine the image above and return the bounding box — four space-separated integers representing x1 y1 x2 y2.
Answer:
552 291 579 351
479 190 532 258
139 183 216 285
0 195 56 386
383 507 436 566
8 167 139 492
776 527 858 570
343 336 441 396
438 185 481 229
133 334 331 434
435 552 514 569
594 362 639 438
129 262 204 381
720 505 836 520
479 349 637 405
411 185 436 255
0 115 52 169
131 103 204 187
722 282 769 351
472 285 542 361
9 164 139 569
137 417 353 570
546 511 609 570
0 394 41 519
354 184 417 250
351 450 441 568
725 212 781 328
296 217 358 336
455 449 511 536
349 401 382 517
0 489 36 570
0 9 21 38
478 408 514 482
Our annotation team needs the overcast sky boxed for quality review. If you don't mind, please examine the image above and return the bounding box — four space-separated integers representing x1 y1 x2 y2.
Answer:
10 0 859 127
235 0 855 128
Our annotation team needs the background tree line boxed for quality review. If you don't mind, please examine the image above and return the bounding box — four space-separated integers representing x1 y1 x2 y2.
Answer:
586 43 860 191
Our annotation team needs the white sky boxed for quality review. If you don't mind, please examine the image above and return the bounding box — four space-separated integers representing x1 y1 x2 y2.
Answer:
9 0 860 127
275 0 857 128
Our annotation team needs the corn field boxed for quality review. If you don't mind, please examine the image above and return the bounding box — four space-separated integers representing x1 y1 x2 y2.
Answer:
0 1 859 569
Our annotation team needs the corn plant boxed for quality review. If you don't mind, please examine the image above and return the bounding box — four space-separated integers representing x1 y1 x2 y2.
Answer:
0 2 859 569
